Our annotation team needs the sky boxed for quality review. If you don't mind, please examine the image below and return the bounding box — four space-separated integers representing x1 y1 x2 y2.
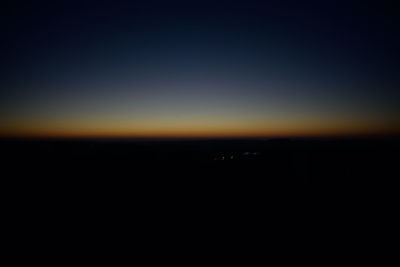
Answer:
2 0 399 138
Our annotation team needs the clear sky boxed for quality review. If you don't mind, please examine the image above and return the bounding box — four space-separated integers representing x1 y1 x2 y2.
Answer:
2 0 399 138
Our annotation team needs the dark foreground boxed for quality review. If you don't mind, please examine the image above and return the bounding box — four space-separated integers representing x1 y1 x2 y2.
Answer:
2 138 398 212
3 138 398 191
3 138 398 254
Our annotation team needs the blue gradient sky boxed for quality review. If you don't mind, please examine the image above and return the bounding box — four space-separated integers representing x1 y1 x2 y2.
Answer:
2 1 399 138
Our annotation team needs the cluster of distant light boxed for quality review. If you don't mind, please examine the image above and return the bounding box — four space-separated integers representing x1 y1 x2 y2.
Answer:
214 152 261 161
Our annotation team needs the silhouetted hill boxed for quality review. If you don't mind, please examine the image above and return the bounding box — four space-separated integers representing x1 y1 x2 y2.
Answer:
3 138 397 249
2 138 398 186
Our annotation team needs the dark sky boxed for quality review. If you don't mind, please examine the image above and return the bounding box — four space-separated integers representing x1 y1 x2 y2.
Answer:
2 0 399 138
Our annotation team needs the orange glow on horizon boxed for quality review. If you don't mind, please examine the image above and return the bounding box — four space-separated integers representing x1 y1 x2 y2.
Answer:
1 111 399 139
1 126 398 139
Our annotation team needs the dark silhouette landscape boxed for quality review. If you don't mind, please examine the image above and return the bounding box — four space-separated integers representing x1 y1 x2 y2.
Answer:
3 137 398 196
